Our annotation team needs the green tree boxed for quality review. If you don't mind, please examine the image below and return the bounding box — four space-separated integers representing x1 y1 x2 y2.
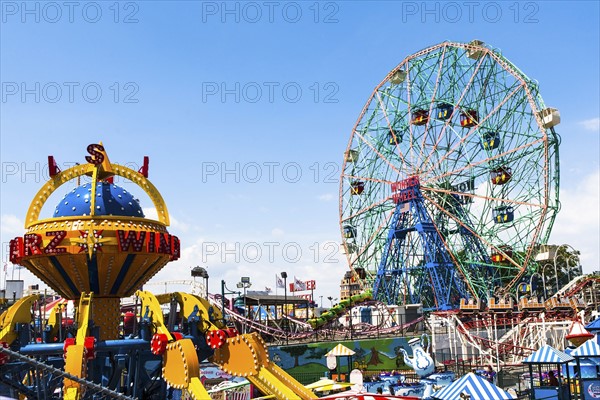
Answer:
537 245 582 294
280 345 308 368
305 347 328 360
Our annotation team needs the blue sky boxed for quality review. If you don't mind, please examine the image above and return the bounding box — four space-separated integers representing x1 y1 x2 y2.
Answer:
1 1 599 302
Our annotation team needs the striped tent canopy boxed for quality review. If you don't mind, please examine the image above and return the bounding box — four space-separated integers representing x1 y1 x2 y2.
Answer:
522 345 574 364
326 343 356 357
572 339 600 357
586 317 600 332
432 373 515 400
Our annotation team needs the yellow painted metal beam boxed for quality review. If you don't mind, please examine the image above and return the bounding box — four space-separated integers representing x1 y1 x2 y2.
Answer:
0 295 39 344
212 333 318 400
63 293 93 400
137 291 213 400
26 161 170 228
136 290 172 338
46 300 68 342
172 292 224 331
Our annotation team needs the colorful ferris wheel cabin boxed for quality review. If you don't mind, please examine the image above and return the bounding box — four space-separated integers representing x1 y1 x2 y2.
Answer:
388 129 402 145
411 109 429 126
460 109 478 128
491 166 512 185
493 205 514 223
350 181 365 195
481 131 500 150
436 103 454 120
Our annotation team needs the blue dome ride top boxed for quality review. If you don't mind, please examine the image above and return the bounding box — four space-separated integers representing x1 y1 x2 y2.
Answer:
54 182 145 218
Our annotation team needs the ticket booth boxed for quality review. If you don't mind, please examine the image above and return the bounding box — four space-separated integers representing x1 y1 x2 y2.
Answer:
522 345 574 400
571 339 600 400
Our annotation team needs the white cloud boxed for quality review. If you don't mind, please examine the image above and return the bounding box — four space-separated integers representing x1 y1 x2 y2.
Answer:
317 193 334 202
142 207 191 232
579 117 600 132
0 214 23 235
0 208 349 303
143 207 158 220
550 169 600 274
147 233 349 302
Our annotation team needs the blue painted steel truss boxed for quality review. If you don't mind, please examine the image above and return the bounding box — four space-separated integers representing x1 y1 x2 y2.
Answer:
373 179 495 310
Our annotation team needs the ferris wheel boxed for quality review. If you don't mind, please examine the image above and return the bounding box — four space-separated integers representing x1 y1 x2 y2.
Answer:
339 41 561 311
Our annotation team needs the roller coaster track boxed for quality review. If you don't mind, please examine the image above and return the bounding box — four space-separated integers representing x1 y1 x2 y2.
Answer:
133 282 426 343
432 275 600 366
206 294 425 342
563 275 600 298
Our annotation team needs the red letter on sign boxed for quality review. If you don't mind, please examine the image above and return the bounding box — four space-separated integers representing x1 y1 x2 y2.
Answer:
44 231 67 254
170 236 180 260
117 230 146 252
147 232 156 253
9 237 24 263
24 234 43 256
157 233 172 255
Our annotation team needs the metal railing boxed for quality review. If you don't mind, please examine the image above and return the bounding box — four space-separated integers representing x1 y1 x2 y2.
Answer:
0 346 135 400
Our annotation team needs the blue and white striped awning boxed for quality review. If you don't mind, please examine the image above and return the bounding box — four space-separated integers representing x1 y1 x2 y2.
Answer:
586 317 600 332
572 339 600 357
522 345 574 364
432 373 514 400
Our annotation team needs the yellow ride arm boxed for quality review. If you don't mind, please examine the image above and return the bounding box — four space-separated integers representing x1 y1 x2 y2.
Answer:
0 295 39 344
212 332 318 400
64 292 93 400
46 299 68 342
136 290 212 400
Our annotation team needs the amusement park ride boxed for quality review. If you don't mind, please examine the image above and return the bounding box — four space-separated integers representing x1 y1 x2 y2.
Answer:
0 144 319 399
340 40 562 311
1 41 599 399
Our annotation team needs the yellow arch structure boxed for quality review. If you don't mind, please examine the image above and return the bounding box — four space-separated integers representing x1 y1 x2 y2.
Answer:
25 162 170 228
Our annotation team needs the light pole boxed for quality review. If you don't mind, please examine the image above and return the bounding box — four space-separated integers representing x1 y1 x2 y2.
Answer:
221 280 240 326
310 286 314 319
281 271 288 345
327 296 337 307
191 266 209 298
319 295 323 308
237 277 251 334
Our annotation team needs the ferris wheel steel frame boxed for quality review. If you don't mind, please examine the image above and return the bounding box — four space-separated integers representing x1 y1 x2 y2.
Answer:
340 41 560 311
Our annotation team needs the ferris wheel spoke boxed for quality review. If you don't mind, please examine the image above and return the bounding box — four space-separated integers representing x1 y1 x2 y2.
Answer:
420 51 488 170
428 137 544 185
423 186 543 209
421 191 522 271
404 57 440 171
408 54 446 169
417 45 449 173
341 192 394 223
348 208 395 270
353 130 404 176
426 81 525 177
374 91 410 170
